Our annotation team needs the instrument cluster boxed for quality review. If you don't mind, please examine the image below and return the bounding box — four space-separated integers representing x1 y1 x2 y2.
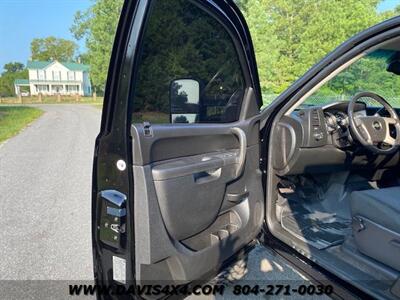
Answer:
324 111 349 133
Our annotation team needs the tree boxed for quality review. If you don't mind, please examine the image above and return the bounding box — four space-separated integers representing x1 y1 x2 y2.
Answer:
240 0 390 95
70 0 397 98
71 0 124 91
3 62 24 73
31 37 77 62
129 0 244 115
0 62 28 97
308 49 400 103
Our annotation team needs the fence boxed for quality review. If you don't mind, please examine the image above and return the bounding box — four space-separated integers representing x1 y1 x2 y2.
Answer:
0 94 103 104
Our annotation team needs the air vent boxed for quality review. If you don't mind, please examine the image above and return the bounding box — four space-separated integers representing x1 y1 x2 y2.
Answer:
311 110 320 127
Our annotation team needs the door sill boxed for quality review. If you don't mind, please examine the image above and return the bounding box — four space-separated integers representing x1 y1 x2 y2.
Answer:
259 229 370 300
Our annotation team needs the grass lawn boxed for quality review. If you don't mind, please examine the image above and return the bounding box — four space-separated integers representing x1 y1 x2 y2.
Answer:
0 106 43 143
133 111 169 123
92 103 103 109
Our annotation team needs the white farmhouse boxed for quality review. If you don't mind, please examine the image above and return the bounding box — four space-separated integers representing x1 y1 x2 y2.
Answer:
14 60 92 96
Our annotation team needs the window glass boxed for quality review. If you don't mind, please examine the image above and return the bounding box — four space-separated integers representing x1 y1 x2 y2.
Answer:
131 0 245 124
53 71 60 81
37 84 48 92
68 71 75 81
38 70 45 80
303 49 400 108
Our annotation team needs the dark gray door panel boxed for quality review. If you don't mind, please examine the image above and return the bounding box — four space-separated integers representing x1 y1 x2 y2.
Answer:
152 150 238 241
131 121 260 165
133 130 264 283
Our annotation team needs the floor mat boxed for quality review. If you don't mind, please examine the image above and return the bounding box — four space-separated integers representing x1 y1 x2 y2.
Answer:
281 208 351 250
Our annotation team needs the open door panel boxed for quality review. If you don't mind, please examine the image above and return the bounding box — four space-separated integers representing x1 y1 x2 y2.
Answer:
131 120 264 284
92 0 265 294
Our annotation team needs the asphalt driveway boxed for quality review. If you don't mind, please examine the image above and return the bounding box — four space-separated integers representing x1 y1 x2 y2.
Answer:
0 104 317 299
0 105 99 298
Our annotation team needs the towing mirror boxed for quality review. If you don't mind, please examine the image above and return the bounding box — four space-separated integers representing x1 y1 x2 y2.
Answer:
170 79 200 123
387 59 400 75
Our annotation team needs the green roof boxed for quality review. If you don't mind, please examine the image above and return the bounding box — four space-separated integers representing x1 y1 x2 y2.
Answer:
62 62 90 71
26 61 52 69
26 60 90 71
14 79 30 85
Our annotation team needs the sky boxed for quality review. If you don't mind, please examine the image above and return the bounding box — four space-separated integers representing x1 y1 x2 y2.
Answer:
378 0 400 11
0 0 91 72
0 0 400 73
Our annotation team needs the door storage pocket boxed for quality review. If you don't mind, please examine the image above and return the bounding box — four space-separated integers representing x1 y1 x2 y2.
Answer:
181 211 241 251
152 151 238 241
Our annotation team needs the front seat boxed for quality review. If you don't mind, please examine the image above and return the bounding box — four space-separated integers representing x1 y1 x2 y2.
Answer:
351 187 400 271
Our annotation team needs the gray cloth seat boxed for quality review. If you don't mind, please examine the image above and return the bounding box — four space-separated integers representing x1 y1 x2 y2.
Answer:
351 187 400 233
350 187 400 271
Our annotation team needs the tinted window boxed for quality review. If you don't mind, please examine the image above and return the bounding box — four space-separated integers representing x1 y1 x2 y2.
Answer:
131 0 245 124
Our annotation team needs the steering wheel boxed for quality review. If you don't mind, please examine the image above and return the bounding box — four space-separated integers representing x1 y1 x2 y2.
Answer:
348 92 400 154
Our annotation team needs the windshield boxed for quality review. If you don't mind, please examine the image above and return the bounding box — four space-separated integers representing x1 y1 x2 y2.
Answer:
302 49 400 108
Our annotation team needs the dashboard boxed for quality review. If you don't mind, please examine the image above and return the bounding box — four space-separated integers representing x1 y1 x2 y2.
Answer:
272 101 400 175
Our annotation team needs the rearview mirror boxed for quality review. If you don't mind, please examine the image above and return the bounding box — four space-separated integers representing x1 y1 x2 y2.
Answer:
170 79 200 123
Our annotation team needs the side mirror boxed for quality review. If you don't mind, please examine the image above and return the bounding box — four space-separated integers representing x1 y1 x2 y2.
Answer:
387 60 400 76
170 79 200 123
387 52 400 75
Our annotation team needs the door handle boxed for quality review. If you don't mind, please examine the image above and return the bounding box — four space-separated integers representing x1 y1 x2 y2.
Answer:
194 168 222 184
390 239 400 249
226 191 249 203
231 127 247 178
